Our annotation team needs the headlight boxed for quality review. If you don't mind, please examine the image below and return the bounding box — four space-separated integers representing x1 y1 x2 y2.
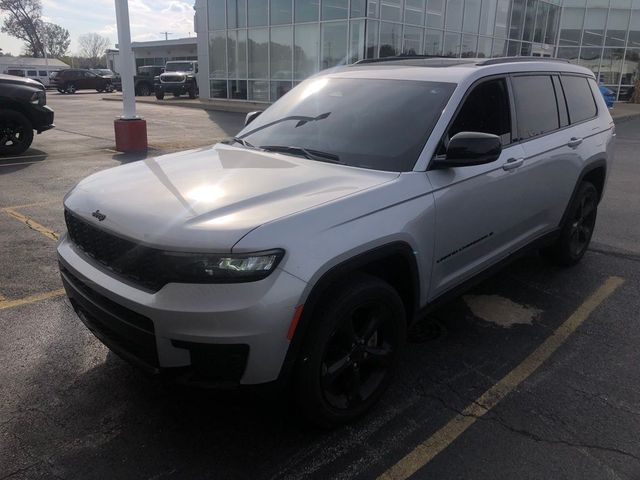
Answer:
30 91 45 106
163 250 284 283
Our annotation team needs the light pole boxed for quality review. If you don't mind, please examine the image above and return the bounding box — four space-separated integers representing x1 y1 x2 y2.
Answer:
113 0 148 152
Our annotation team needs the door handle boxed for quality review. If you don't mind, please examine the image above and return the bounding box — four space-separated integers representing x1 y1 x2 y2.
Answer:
567 137 583 148
502 157 524 171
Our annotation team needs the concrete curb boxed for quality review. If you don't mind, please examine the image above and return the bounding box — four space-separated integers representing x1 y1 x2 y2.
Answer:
101 95 263 114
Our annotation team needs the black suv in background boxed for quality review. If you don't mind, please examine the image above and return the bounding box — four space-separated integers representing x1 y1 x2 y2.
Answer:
51 69 114 94
114 65 164 96
0 74 55 155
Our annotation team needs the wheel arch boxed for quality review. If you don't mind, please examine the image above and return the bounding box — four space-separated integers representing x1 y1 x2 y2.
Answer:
277 241 420 386
560 159 607 229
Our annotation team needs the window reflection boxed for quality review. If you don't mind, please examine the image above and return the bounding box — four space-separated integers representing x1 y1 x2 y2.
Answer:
321 22 348 68
295 0 320 22
271 26 293 80
295 24 320 79
380 22 401 57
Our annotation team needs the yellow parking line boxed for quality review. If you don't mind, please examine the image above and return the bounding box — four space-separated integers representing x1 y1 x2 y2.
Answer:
0 200 58 211
2 208 59 241
378 276 625 480
0 289 66 311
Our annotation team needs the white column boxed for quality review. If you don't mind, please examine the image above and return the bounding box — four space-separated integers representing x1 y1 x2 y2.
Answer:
114 0 138 119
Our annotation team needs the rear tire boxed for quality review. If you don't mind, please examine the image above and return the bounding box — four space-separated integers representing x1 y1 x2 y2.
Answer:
0 110 34 156
173 92 181 98
293 273 406 428
546 181 599 266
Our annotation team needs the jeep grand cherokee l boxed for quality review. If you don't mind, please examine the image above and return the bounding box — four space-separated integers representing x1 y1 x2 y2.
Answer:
58 57 614 427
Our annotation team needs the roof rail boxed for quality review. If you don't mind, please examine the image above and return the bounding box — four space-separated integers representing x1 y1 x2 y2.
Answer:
476 56 571 66
355 55 450 64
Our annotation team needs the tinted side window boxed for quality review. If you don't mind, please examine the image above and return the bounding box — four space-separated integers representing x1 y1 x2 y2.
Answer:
27 70 37 76
561 75 597 124
512 75 559 140
448 78 512 146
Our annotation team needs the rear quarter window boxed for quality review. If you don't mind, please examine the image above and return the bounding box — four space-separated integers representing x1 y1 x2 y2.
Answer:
561 75 598 123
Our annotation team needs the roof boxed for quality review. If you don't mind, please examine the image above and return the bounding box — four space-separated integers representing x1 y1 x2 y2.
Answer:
0 57 69 68
329 56 593 84
113 37 197 51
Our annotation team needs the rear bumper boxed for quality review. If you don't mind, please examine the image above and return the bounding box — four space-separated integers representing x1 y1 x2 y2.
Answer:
57 235 306 386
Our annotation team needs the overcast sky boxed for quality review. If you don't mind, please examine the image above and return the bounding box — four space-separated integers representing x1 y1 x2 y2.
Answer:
0 0 196 56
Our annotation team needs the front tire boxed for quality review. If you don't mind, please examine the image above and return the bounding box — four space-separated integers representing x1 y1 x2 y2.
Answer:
0 110 34 156
155 91 165 100
65 83 76 94
188 83 198 99
294 274 406 428
546 181 599 266
137 83 151 96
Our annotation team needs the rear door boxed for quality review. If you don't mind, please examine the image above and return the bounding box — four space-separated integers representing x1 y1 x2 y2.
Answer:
427 76 529 299
510 73 587 229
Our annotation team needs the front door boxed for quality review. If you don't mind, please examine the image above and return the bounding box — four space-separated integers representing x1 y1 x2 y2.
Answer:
426 76 551 299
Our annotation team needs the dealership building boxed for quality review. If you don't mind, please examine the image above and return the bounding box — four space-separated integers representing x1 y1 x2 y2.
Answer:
193 0 640 103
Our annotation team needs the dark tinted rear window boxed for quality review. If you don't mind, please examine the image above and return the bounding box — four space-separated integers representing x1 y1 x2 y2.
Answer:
561 75 598 123
512 75 559 140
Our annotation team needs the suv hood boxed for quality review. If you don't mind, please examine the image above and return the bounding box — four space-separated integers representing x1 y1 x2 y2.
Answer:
0 73 44 89
64 144 399 251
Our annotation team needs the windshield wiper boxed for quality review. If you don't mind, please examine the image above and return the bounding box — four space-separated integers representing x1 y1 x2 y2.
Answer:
222 137 260 150
259 145 342 164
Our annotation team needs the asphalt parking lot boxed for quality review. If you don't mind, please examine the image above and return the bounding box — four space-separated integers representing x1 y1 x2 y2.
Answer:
1 92 640 480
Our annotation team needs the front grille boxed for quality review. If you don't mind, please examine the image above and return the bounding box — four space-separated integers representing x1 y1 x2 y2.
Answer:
64 210 168 292
161 75 185 83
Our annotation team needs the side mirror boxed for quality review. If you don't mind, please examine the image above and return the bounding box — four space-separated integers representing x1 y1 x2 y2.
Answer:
432 132 502 169
245 110 263 126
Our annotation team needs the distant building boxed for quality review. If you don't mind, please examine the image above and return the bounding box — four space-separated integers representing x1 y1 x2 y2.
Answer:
107 37 198 74
194 0 640 103
0 56 69 75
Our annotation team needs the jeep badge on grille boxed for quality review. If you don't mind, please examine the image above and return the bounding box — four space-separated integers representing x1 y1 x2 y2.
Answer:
92 210 106 222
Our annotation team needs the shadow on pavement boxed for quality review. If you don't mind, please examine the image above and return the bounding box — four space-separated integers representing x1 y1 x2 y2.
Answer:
0 148 48 175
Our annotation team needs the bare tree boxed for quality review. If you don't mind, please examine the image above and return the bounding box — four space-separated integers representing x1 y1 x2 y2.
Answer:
78 33 111 67
0 0 45 57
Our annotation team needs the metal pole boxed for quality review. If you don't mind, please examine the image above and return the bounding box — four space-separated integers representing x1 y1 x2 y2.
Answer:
114 0 137 119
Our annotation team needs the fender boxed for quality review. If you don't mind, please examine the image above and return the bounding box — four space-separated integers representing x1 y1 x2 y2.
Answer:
276 241 420 387
559 158 607 229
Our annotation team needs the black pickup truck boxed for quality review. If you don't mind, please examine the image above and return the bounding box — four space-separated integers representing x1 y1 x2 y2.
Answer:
113 66 164 96
0 74 54 155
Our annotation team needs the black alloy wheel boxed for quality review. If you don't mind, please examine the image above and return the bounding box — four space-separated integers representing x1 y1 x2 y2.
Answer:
547 181 599 266
294 273 406 427
0 111 34 156
321 302 397 411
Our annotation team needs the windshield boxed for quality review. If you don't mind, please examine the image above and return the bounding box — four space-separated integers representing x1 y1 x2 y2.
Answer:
236 77 456 172
166 62 194 72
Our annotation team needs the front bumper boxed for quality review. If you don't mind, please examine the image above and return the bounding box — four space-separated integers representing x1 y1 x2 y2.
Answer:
156 83 192 95
31 105 55 133
57 235 306 386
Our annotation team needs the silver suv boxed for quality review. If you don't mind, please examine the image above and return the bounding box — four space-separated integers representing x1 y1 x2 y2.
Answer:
58 57 614 426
